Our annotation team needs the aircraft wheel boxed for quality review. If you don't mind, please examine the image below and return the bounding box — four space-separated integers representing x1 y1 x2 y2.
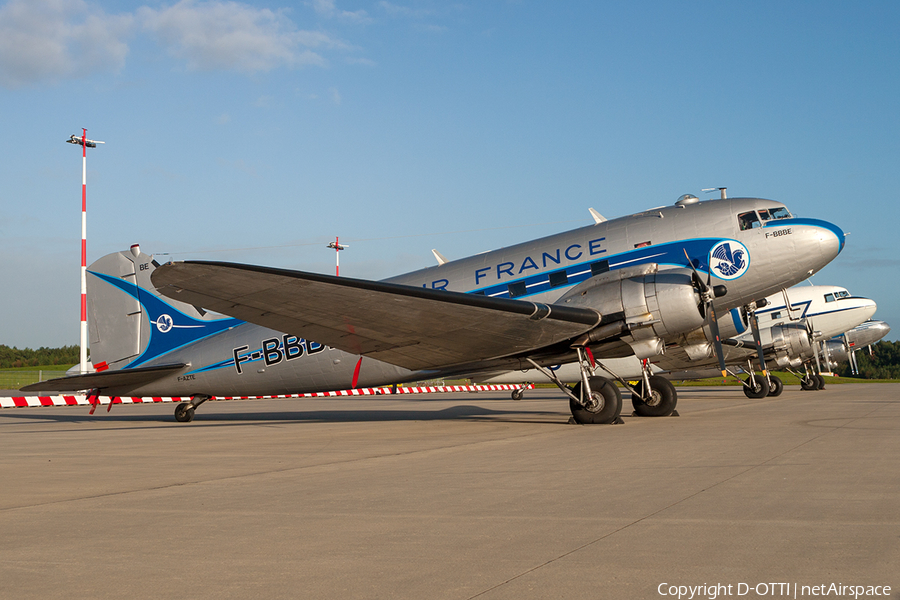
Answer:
511 388 525 401
767 375 784 397
815 374 826 390
174 402 195 423
631 376 677 416
569 377 622 424
800 376 817 391
742 374 769 399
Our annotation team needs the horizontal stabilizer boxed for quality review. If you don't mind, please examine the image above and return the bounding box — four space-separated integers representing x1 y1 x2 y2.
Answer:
152 261 602 371
20 363 186 393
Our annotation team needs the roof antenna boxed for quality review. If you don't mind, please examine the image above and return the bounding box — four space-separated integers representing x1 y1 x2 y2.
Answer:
702 187 727 199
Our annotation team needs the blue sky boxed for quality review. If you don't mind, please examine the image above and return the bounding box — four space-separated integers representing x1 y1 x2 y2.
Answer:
1 0 898 349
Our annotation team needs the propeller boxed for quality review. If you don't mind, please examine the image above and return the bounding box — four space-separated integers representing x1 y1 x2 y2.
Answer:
684 249 728 376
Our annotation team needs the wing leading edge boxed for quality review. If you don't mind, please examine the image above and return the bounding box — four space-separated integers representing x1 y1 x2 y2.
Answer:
151 261 602 371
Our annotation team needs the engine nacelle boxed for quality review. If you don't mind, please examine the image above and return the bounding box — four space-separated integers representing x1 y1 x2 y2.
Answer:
558 265 705 358
759 323 812 368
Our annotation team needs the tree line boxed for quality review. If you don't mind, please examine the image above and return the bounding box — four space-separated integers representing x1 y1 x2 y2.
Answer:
0 345 80 368
834 340 900 380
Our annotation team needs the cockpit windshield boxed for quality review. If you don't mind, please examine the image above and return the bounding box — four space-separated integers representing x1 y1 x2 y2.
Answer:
766 206 792 220
825 290 851 302
739 206 792 230
738 211 761 230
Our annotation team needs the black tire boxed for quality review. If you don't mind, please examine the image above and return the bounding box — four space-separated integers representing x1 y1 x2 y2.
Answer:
767 375 784 397
800 375 817 391
742 374 769 399
569 377 622 424
174 402 195 423
511 388 525 401
631 376 678 416
815 374 826 390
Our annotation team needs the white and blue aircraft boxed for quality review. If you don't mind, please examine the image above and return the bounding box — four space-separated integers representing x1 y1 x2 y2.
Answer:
480 284 878 405
26 194 846 424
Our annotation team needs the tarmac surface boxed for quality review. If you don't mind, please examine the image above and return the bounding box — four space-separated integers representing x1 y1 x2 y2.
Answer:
1 383 898 600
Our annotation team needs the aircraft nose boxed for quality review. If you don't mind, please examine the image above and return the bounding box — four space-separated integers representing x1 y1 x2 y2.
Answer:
817 219 846 258
859 298 877 321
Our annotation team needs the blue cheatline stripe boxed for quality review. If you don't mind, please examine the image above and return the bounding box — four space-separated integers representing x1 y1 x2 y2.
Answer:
764 218 845 252
466 237 727 300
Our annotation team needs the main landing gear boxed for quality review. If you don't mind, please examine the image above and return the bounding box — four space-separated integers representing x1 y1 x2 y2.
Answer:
527 348 624 424
630 375 677 417
174 394 211 423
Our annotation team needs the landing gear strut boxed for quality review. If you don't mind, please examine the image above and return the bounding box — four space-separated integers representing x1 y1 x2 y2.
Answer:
527 348 623 424
174 394 210 423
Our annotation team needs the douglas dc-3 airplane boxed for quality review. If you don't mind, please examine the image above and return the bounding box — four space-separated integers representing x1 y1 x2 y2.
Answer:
818 319 891 380
480 284 877 407
26 194 846 424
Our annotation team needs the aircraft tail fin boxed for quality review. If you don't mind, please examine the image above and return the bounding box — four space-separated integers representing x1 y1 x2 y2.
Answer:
87 244 241 371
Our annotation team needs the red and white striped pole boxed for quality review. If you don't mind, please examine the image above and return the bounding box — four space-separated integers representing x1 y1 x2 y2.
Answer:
80 129 87 373
67 130 103 374
326 237 348 277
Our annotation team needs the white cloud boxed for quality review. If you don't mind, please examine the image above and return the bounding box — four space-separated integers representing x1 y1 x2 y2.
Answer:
0 0 132 89
378 1 434 18
139 0 345 72
312 0 370 23
329 86 341 104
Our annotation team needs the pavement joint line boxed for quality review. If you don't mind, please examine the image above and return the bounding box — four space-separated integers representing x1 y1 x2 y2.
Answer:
464 392 894 600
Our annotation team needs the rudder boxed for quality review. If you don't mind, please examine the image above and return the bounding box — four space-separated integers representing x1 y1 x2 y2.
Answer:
87 244 240 371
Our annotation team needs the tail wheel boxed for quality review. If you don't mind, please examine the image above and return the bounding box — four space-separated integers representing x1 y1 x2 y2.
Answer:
631 376 677 416
742 374 769 399
569 377 622 424
767 375 784 397
174 402 195 423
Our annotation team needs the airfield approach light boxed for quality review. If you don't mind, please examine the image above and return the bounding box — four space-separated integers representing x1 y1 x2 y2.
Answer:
66 129 105 375
327 237 349 277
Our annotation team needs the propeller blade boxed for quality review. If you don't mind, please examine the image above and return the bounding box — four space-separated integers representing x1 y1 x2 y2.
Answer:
706 296 727 376
684 248 726 374
683 249 708 293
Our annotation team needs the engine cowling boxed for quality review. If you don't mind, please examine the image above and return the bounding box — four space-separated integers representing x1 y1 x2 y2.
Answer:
558 265 705 358
760 323 812 368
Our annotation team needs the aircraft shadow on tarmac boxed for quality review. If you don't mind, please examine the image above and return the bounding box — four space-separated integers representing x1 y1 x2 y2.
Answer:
0 398 570 427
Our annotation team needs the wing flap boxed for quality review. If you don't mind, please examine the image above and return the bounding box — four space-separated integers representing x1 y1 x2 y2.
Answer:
151 261 601 371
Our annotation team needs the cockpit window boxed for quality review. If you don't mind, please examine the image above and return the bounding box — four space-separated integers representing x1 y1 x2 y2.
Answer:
836 290 850 298
768 206 792 219
738 211 761 231
824 293 836 303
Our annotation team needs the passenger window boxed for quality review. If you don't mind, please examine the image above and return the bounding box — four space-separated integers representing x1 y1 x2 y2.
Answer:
824 293 835 303
508 282 527 298
738 211 761 231
591 260 610 276
770 311 782 320
548 271 568 288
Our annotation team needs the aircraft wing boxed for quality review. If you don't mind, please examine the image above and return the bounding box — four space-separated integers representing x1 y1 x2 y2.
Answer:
151 261 602 371
20 363 186 393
